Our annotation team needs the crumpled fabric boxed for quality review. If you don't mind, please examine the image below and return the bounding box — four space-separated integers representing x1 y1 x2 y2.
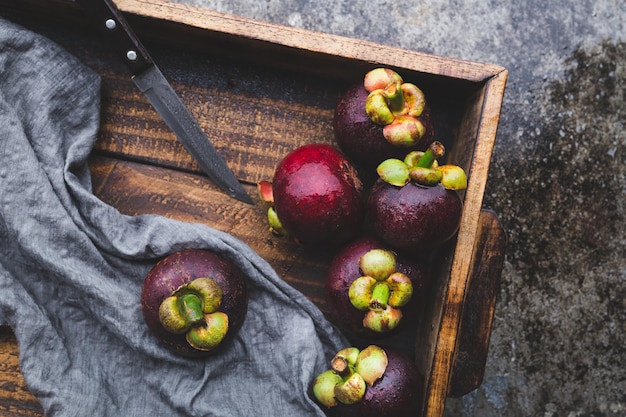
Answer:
0 17 348 416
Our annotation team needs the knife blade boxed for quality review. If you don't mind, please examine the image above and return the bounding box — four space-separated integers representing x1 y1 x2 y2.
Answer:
75 0 253 204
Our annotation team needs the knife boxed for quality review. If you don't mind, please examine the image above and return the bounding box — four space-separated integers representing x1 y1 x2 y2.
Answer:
75 0 253 204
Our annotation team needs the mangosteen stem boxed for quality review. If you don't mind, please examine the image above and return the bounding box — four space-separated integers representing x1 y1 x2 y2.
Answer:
331 347 360 377
159 294 204 334
384 81 405 114
415 141 445 168
369 283 390 311
364 68 405 114
158 277 224 336
178 293 205 326
331 356 351 376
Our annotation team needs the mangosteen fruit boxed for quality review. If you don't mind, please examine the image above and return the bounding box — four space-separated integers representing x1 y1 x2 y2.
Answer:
141 249 248 357
325 236 428 339
258 143 365 248
312 345 420 417
334 68 435 170
367 141 467 253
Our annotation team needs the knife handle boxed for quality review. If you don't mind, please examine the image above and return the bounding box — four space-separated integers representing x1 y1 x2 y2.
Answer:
75 0 154 74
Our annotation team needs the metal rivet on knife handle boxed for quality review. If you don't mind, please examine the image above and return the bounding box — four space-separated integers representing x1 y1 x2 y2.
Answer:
76 0 254 204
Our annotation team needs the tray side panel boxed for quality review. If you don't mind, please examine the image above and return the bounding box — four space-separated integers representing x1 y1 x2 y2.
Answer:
117 0 506 83
422 69 508 417
448 209 507 397
413 83 487 414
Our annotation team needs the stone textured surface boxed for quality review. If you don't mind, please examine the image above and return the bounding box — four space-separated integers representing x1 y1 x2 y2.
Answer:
174 1 625 416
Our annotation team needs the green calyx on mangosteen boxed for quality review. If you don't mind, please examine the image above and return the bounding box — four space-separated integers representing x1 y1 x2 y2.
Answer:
376 140 467 190
313 345 388 408
367 141 467 253
141 249 248 357
158 277 228 351
348 249 413 333
325 236 429 339
257 181 289 237
363 68 429 148
312 345 420 417
333 68 434 170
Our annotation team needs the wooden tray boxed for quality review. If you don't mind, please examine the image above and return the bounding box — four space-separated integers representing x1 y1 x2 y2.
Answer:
0 1 508 416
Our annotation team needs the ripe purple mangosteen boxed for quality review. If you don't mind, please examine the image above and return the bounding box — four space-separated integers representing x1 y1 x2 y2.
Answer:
312 345 421 417
333 68 435 170
141 249 248 358
325 236 428 339
367 141 467 253
258 143 365 248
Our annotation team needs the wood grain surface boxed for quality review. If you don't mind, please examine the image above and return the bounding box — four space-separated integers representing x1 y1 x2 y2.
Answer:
448 210 507 397
0 327 44 417
0 1 507 416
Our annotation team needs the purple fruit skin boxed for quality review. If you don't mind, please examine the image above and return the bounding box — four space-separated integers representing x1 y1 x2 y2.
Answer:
325 236 428 339
141 249 248 357
273 144 365 247
326 348 421 417
333 84 435 170
367 180 463 253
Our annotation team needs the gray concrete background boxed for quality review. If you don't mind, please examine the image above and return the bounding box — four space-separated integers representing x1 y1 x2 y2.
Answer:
173 1 625 416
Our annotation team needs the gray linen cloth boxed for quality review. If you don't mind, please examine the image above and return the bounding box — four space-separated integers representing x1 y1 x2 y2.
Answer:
0 17 347 416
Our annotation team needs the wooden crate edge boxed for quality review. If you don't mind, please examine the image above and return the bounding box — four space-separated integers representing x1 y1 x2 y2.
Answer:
422 68 508 417
116 0 507 83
